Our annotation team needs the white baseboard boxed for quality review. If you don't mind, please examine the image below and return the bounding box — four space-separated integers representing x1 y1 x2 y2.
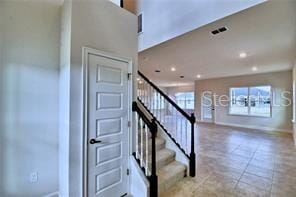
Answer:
292 126 296 146
214 121 292 133
43 191 59 197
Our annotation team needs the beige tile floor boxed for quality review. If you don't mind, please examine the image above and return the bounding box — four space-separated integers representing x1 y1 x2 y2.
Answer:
160 123 296 197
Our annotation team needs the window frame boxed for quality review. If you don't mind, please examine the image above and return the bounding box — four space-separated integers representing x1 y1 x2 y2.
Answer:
228 85 272 118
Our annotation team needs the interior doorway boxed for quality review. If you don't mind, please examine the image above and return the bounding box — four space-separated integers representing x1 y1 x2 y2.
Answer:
201 91 215 123
83 48 132 197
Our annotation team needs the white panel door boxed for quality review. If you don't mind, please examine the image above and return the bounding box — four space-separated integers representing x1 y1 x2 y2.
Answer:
201 91 215 123
87 52 129 197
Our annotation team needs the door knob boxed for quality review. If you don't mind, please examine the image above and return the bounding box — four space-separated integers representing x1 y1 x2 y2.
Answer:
89 139 102 144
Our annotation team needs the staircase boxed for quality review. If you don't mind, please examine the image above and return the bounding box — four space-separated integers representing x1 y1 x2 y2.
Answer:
157 152 187 194
140 115 187 194
132 71 196 197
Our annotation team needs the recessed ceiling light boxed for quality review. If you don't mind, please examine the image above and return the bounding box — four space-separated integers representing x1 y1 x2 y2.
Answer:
137 77 140 81
197 74 201 79
239 52 247 58
171 67 176 72
252 66 258 71
155 70 161 73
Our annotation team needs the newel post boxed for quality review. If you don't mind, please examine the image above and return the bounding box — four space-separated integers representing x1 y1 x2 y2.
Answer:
150 118 158 197
189 113 196 177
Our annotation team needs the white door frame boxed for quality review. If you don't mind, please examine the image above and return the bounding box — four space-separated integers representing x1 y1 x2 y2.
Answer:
82 47 133 197
201 90 216 123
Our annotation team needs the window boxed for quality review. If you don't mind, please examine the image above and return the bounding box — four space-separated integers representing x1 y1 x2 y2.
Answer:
138 14 143 34
175 92 194 110
230 87 249 115
229 86 271 117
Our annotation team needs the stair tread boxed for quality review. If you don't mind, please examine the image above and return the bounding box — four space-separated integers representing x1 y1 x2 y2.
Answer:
154 148 175 163
140 148 175 163
137 137 165 150
151 137 165 146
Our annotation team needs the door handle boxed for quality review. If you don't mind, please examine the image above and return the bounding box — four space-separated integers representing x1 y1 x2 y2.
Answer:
89 139 102 144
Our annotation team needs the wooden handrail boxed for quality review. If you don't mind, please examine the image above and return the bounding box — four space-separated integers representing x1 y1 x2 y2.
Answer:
132 102 153 130
150 118 158 197
138 71 195 123
132 101 158 197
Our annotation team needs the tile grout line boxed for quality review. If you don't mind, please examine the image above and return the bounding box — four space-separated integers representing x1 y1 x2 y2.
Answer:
190 171 212 195
270 155 276 195
233 144 258 190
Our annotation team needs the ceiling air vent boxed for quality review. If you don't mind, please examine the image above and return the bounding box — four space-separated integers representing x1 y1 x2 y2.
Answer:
218 27 227 32
211 30 219 35
211 26 228 35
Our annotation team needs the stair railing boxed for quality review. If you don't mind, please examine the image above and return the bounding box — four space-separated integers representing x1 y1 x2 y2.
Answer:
137 71 196 177
132 102 158 197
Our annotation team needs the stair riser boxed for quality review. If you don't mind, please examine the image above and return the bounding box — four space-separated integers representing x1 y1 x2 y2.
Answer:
139 150 175 172
137 142 165 152
150 154 175 170
138 152 174 171
158 169 186 194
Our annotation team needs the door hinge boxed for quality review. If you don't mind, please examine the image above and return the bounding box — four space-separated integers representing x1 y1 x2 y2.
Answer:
128 121 131 127
127 169 130 175
127 73 132 80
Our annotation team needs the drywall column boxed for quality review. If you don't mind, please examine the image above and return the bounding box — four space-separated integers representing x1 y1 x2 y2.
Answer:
58 1 137 196
59 1 72 197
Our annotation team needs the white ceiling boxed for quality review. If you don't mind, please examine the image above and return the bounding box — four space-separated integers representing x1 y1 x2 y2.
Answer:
137 0 266 51
139 0 296 87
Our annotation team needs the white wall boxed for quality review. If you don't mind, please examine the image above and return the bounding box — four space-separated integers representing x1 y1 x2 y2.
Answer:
165 85 195 98
0 2 4 195
195 71 293 132
0 2 60 196
137 0 266 51
293 61 296 144
58 1 138 196
163 85 195 114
